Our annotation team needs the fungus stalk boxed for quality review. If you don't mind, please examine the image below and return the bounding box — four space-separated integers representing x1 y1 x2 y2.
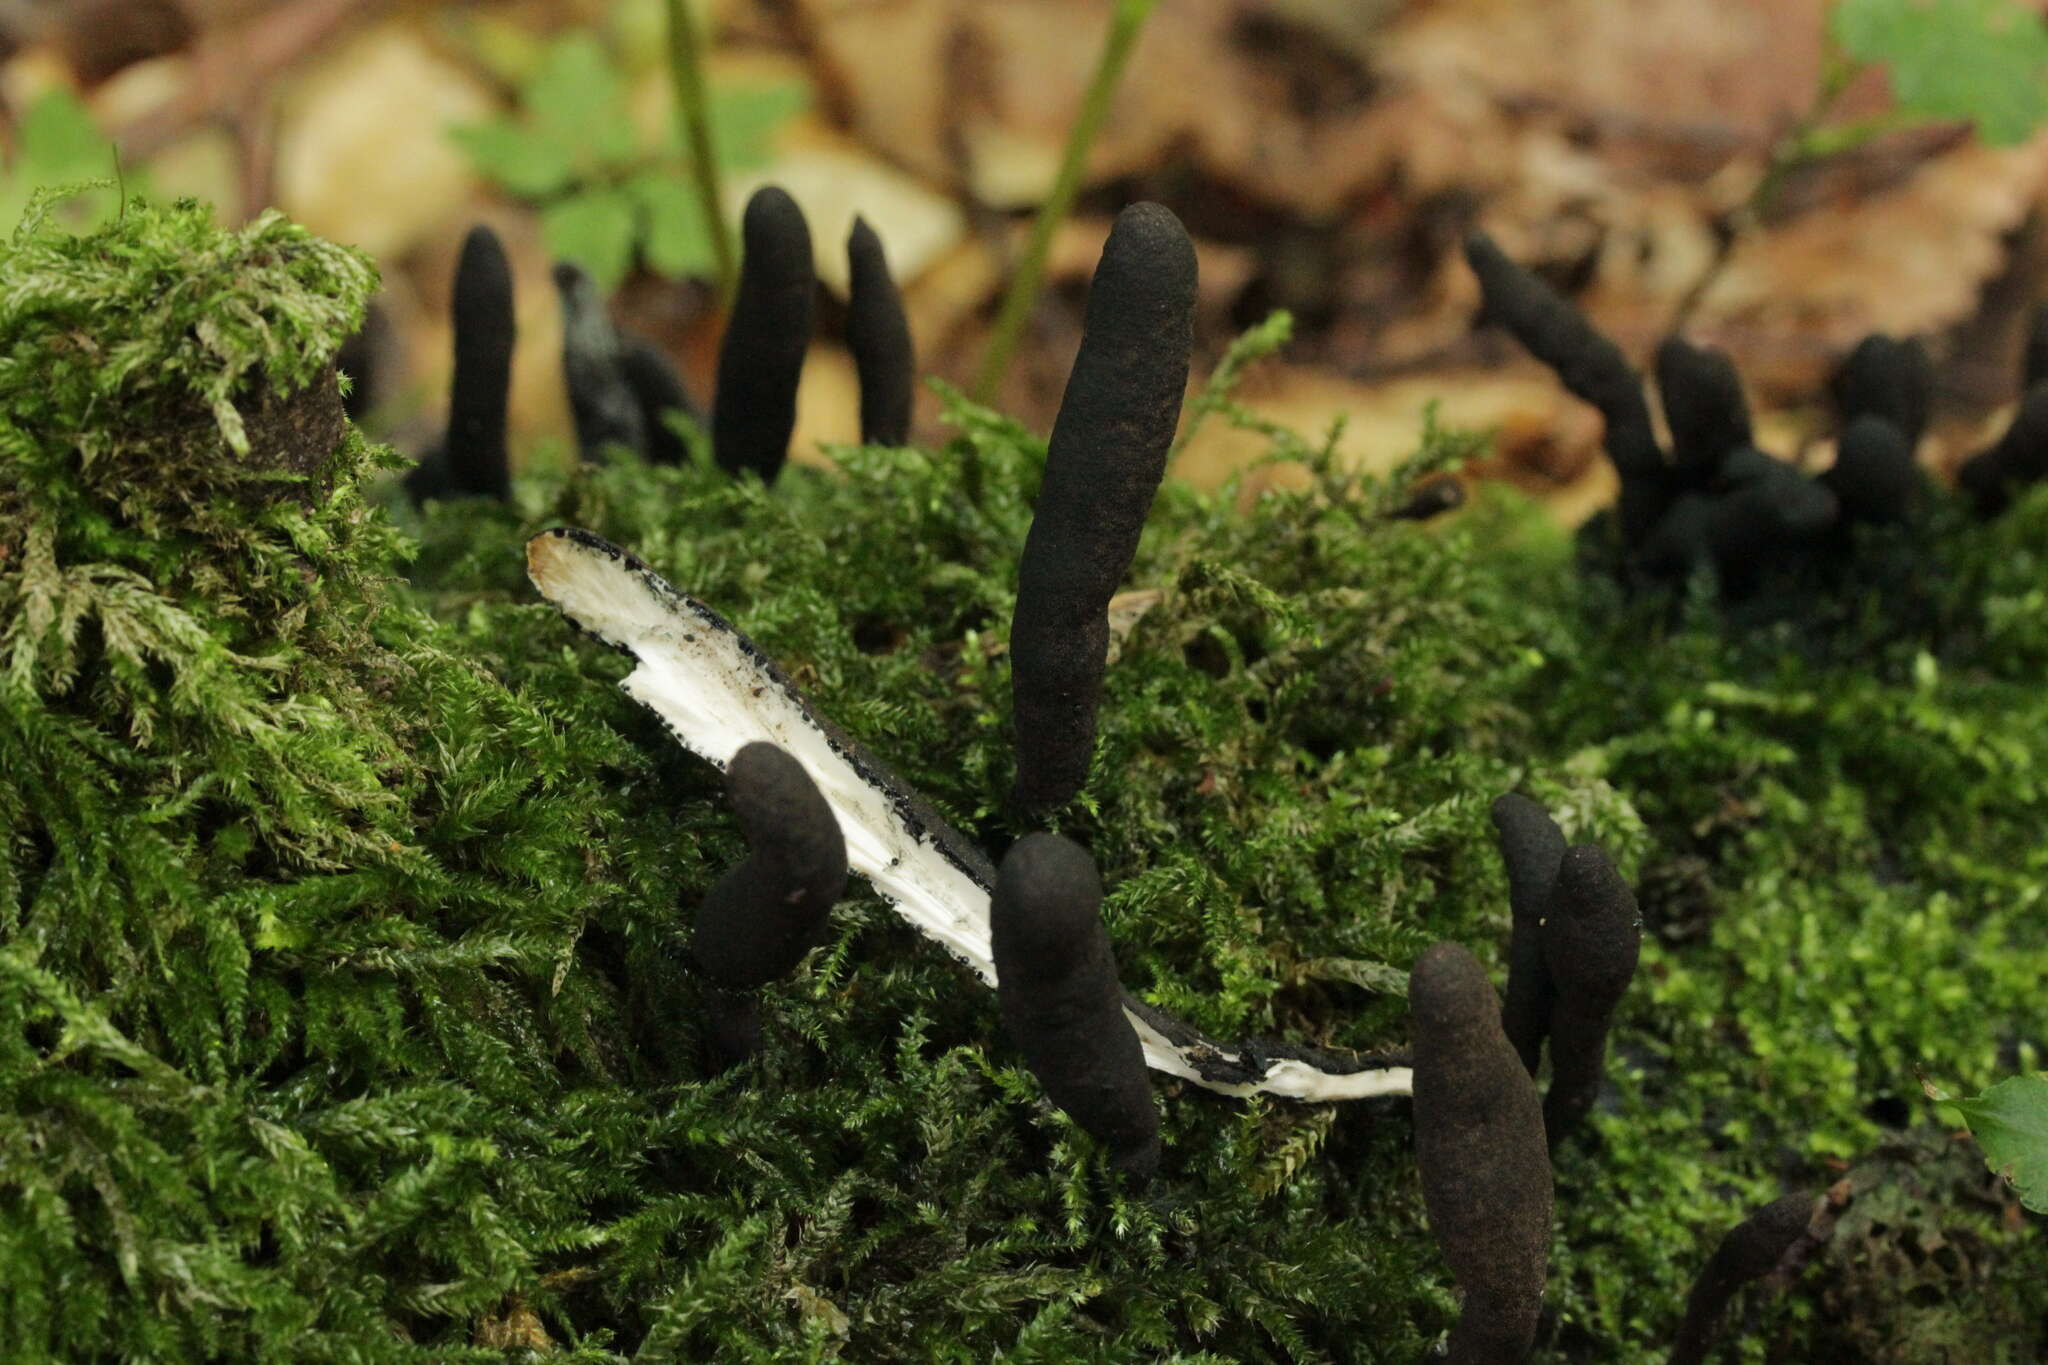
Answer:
846 216 914 446
1668 1192 1813 1365
692 742 848 1071
1009 201 1195 819
992 834 1159 1182
712 186 815 482
407 224 513 503
1410 943 1552 1365
1539 845 1641 1145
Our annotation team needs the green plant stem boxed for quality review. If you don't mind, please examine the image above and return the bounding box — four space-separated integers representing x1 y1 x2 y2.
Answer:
971 0 1158 404
664 0 736 308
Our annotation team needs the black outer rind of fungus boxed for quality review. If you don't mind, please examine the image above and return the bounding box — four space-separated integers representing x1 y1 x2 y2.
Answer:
1538 845 1641 1146
713 186 815 481
1491 793 1566 1075
1410 943 1552 1365
846 215 914 446
1634 491 1714 585
1830 333 1933 447
554 262 647 462
618 335 699 466
1464 233 1669 543
1699 454 1838 599
1655 336 1750 488
1668 1192 1813 1365
692 742 848 991
1956 381 2048 517
1822 414 1919 526
1008 202 1196 818
991 834 1160 1182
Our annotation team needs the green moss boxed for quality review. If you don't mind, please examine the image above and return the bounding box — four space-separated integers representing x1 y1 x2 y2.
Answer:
4 199 2040 1362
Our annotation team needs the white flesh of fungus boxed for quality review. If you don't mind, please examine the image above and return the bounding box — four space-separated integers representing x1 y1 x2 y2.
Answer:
528 529 1413 1102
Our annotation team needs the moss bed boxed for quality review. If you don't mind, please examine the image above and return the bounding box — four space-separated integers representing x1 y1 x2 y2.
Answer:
1 201 2042 1362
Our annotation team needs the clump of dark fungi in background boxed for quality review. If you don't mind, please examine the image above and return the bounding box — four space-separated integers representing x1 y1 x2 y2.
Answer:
1538 845 1640 1146
1009 201 1196 820
991 833 1160 1184
713 186 816 482
406 224 514 504
691 742 848 1071
846 215 914 446
1410 942 1553 1365
1668 1192 1813 1365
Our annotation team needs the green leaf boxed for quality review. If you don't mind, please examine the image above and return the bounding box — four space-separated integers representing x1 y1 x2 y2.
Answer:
1943 1073 2048 1212
626 171 715 278
447 120 576 199
1831 0 2048 146
451 32 637 198
524 31 638 167
542 188 638 290
709 81 810 170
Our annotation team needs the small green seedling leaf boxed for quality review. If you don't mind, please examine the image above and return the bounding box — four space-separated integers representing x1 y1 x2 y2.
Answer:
1931 1072 2048 1213
1831 0 2048 146
626 170 716 277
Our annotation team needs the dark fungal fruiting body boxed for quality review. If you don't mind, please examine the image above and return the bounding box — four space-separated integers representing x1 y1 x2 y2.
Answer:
1668 1192 1813 1365
406 224 514 503
1655 336 1750 489
1009 202 1196 819
714 186 815 482
692 742 848 1069
554 262 647 463
1465 232 1668 544
1539 845 1641 1146
846 215 914 446
1822 415 1920 527
1831 333 1933 448
1491 793 1566 1075
525 527 1413 1100
618 335 699 466
1410 942 1552 1365
991 834 1159 1182
1956 381 2048 517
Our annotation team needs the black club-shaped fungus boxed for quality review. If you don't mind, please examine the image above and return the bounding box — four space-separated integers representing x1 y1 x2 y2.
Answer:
554 262 648 463
991 833 1160 1183
1655 336 1751 488
1410 942 1553 1365
691 742 848 1070
846 215 914 446
1822 414 1920 527
713 186 816 482
1830 333 1933 448
1465 232 1668 543
1490 793 1566 1076
1668 1192 1812 1365
1538 845 1640 1146
1009 201 1196 818
406 224 514 503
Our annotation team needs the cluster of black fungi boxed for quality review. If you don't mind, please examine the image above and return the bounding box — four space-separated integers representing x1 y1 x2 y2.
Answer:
388 192 1885 1362
1465 235 2048 603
